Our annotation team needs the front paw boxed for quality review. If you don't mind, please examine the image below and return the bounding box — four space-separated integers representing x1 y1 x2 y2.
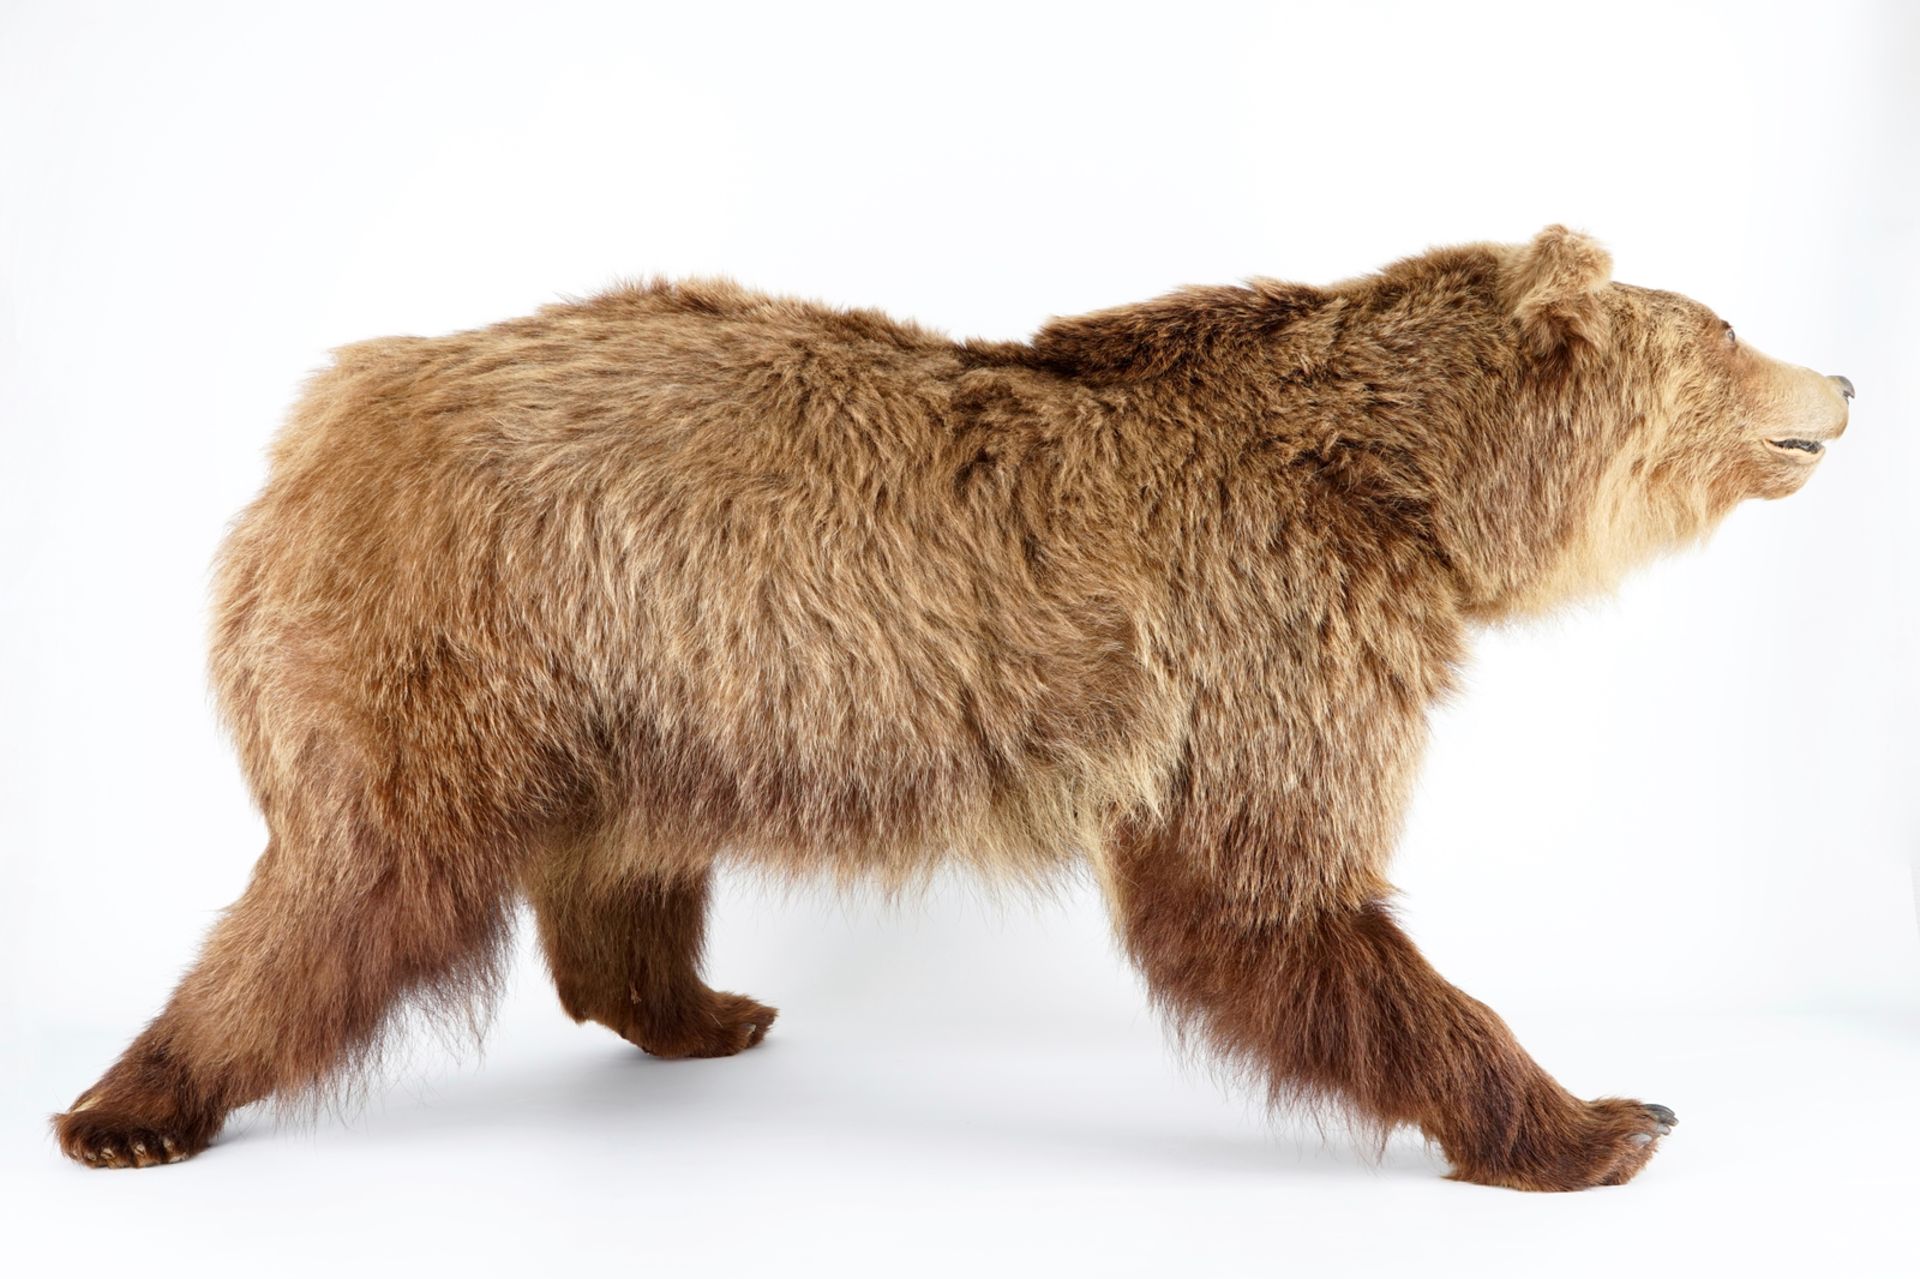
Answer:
1446 1098 1677 1191
1584 1098 1677 1187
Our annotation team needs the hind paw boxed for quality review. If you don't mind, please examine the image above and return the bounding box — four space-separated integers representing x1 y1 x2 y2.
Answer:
629 991 779 1060
55 1093 210 1170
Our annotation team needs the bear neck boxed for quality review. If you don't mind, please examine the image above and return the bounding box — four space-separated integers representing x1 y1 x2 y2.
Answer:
1026 278 1626 625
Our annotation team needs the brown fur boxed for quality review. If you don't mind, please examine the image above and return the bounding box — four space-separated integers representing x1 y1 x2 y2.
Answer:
53 228 1850 1187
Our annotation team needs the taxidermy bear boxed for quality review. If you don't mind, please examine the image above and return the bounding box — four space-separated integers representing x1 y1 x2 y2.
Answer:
55 227 1852 1190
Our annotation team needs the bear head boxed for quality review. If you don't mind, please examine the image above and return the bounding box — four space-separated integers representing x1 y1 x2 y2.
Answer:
1443 225 1852 617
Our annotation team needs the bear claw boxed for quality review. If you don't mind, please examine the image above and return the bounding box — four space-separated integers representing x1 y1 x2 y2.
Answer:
55 1101 213 1170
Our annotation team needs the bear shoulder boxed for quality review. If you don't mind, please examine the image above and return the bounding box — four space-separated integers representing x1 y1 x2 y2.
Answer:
1031 280 1324 381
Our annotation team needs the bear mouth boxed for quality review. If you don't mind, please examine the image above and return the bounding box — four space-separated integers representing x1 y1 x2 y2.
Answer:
1765 437 1826 458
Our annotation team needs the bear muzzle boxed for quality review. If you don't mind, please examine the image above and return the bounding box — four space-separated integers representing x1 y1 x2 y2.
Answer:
1764 372 1852 459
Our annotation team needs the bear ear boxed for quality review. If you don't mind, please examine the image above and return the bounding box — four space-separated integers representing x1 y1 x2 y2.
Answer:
1501 225 1613 357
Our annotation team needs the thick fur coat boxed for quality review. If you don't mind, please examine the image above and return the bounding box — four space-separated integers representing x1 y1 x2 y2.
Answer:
55 227 1851 1189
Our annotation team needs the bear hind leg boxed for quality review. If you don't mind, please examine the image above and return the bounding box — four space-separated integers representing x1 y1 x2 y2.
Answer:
55 809 518 1169
527 853 775 1060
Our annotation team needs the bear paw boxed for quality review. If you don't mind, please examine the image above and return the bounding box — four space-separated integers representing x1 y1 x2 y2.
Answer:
629 991 779 1060
1588 1099 1678 1187
1446 1097 1677 1191
54 1091 214 1170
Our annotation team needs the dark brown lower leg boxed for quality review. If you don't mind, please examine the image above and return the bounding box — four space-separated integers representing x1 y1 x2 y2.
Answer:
527 862 774 1060
54 828 515 1169
1109 837 1673 1191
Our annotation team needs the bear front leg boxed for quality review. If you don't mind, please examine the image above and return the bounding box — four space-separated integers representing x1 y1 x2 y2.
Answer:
1106 828 1674 1191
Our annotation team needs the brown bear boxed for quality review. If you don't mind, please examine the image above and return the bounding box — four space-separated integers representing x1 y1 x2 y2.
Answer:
52 227 1851 1189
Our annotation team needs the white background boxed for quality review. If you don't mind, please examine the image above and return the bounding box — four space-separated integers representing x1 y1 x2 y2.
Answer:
3 2 1915 1274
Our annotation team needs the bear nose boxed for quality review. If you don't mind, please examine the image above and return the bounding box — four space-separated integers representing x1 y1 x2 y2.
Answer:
1831 374 1855 400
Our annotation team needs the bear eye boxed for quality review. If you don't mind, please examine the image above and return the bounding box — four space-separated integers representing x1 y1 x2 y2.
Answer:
1723 322 1736 347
